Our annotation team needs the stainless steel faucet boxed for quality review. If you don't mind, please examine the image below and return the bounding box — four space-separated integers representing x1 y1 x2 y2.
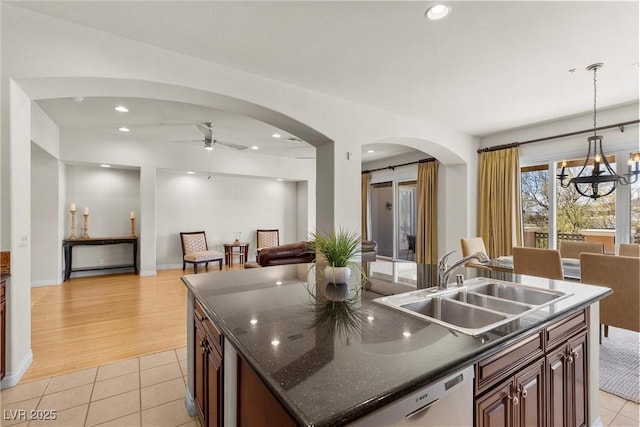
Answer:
437 250 490 290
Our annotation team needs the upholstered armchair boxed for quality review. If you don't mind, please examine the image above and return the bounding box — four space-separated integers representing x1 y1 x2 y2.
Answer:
180 231 224 274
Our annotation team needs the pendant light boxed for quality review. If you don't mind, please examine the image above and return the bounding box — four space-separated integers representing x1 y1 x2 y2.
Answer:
556 63 639 199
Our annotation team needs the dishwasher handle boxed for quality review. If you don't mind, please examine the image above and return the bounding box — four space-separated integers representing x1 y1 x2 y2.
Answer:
405 398 439 419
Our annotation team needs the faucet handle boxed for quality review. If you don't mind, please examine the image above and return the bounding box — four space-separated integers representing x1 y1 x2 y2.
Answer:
438 250 456 267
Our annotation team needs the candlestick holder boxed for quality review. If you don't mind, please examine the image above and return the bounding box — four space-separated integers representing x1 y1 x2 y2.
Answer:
81 214 90 239
69 210 78 239
130 218 136 237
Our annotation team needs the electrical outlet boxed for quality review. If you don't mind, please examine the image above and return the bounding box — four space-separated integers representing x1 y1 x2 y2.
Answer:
99 258 104 265
19 232 29 247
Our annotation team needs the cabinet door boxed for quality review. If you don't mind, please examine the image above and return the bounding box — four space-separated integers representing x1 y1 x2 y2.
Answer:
206 347 222 427
568 332 588 427
476 381 513 427
547 345 568 427
514 359 545 427
194 320 207 424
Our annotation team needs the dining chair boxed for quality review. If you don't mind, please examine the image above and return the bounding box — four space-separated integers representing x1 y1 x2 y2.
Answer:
618 243 640 257
512 247 564 280
460 237 491 270
180 231 224 274
580 253 640 337
559 241 604 259
256 229 280 256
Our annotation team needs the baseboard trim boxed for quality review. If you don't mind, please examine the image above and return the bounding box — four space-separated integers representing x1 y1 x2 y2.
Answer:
139 270 157 277
184 388 197 416
0 349 33 389
31 279 62 287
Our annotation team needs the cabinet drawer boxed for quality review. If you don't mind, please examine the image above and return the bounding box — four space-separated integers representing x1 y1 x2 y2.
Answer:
545 309 587 351
476 330 544 395
195 299 222 352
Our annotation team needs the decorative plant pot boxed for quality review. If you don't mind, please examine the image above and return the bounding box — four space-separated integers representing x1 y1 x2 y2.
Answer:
324 266 351 285
324 282 351 301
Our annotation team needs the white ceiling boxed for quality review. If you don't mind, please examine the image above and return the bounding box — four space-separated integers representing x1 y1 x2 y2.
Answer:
18 1 639 160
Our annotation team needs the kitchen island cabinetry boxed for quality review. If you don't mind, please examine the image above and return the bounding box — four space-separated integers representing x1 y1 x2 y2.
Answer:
193 300 223 427
475 309 588 427
547 331 588 427
182 264 609 427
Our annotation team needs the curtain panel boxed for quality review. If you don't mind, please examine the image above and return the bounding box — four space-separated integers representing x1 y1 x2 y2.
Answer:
479 147 523 258
416 161 439 265
361 172 370 240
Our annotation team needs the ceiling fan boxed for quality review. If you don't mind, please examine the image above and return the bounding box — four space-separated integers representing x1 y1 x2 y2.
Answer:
177 122 248 151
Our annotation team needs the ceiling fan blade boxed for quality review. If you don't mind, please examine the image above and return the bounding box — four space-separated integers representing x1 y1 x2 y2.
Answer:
216 140 249 150
196 123 213 140
174 139 205 143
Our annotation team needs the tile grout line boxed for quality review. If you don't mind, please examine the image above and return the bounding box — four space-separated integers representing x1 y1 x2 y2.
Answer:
83 368 99 427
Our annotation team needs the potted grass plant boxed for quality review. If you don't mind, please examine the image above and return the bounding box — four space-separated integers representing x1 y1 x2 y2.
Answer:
308 228 364 285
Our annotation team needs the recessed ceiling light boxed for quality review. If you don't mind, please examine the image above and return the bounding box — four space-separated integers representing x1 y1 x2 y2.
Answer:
276 281 282 285
276 178 283 181
425 4 450 20
73 96 84 103
250 319 258 325
251 145 259 150
114 106 129 112
367 149 375 154
271 339 280 346
100 164 111 168
118 127 130 132
272 133 281 138
403 331 412 337
186 171 195 175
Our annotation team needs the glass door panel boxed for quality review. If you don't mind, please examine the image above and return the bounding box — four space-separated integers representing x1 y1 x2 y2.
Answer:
521 165 550 248
397 181 417 260
370 182 393 258
555 157 616 253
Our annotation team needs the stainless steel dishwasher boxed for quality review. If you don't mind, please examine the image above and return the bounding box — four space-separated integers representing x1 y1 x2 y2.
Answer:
348 365 474 427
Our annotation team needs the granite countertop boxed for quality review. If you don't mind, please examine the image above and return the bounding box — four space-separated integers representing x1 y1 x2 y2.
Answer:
182 262 611 426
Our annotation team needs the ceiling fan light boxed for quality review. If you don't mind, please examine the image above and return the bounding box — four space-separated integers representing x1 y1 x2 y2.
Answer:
204 145 214 151
251 146 259 150
118 127 130 132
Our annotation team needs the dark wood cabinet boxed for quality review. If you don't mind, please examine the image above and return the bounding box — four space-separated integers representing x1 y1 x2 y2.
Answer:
193 300 223 427
476 358 544 427
475 309 589 427
1 279 5 380
237 356 296 427
546 331 588 427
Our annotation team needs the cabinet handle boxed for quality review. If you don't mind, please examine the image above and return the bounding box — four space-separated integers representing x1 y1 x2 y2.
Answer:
571 349 579 360
507 394 519 406
518 385 528 399
200 339 207 354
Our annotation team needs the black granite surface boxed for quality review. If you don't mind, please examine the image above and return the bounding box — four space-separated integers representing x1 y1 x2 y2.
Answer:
182 262 611 426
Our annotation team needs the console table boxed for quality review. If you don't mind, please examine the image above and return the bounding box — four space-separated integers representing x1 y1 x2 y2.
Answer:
63 237 138 281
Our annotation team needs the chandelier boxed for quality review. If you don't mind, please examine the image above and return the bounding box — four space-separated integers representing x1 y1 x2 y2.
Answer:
557 63 639 199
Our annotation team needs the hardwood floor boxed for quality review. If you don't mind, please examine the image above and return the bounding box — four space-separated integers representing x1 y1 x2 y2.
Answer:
24 266 238 383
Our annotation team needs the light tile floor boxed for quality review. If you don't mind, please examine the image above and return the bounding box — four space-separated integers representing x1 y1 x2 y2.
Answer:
1 348 198 427
2 347 638 426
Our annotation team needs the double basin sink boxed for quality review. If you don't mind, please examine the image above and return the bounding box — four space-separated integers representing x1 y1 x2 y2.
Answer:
373 277 570 336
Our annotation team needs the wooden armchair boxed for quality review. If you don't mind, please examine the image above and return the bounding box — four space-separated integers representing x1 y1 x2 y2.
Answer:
559 241 603 259
256 229 279 255
580 253 640 337
180 231 223 274
513 247 564 280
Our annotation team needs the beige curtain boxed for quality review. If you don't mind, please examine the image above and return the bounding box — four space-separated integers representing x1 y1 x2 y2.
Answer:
416 161 439 266
361 172 370 240
479 147 523 258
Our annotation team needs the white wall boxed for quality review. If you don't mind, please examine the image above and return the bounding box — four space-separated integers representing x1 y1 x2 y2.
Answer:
64 165 140 271
155 171 299 268
31 144 62 286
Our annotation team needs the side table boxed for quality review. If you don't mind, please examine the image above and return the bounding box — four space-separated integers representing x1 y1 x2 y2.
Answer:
223 243 249 266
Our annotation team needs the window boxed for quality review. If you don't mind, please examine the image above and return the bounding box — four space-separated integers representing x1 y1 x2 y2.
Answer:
630 152 640 243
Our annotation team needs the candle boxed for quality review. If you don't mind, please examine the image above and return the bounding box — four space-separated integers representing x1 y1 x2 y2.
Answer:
84 207 89 215
130 211 136 219
70 203 76 211
561 160 567 168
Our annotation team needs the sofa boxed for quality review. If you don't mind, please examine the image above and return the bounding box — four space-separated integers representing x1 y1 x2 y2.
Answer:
244 242 315 268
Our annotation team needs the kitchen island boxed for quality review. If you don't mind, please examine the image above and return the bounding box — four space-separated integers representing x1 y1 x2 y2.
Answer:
181 262 611 426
